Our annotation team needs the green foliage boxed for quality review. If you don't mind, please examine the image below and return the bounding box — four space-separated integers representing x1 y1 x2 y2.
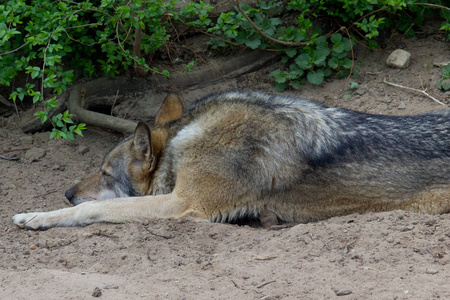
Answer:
1 0 449 140
439 65 450 91
0 0 212 139
205 0 449 90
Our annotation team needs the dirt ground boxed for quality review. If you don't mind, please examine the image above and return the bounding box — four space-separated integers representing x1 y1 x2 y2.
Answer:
1 28 449 299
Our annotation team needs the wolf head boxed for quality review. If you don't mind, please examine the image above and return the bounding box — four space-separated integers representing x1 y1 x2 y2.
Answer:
64 95 184 205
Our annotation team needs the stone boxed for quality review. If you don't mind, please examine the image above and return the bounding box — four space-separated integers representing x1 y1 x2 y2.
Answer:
398 102 407 110
77 145 90 155
92 287 102 297
386 49 411 69
24 147 47 162
426 268 438 275
335 289 352 296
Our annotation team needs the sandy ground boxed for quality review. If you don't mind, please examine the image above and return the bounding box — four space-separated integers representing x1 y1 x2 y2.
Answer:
1 31 449 299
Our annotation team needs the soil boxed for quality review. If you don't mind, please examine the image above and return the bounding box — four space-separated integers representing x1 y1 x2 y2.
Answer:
1 27 449 299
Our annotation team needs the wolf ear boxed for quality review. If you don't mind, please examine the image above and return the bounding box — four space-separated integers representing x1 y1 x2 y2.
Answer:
132 122 152 160
155 94 184 125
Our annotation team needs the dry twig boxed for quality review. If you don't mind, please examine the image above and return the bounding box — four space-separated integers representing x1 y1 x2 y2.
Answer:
382 78 447 106
0 155 20 161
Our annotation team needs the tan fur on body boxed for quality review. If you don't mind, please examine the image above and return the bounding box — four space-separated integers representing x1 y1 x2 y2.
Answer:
12 90 450 230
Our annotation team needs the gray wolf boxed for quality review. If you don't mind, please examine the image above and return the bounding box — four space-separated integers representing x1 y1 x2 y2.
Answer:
12 90 450 230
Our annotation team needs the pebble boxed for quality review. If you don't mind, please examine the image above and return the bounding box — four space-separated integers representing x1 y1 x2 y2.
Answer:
349 250 359 259
401 225 415 232
398 102 407 110
24 147 47 162
3 182 16 190
335 289 352 296
77 145 90 155
92 287 102 297
386 236 394 243
426 268 438 275
355 89 366 96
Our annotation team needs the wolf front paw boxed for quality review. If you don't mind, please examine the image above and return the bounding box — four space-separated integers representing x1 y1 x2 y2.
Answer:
12 212 50 230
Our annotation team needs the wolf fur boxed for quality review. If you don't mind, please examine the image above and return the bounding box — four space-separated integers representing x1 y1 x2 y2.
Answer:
12 90 450 229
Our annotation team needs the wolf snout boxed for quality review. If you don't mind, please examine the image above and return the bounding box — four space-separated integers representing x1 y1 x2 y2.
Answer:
65 188 75 202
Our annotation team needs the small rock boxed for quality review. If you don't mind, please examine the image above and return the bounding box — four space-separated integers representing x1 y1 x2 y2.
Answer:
335 289 352 296
386 49 411 69
3 182 16 190
77 145 90 155
401 225 415 232
259 209 279 228
349 250 359 259
426 268 438 275
92 287 102 297
424 219 437 226
24 147 47 162
103 285 119 290
355 89 366 96
52 164 65 171
398 102 407 110
386 236 394 243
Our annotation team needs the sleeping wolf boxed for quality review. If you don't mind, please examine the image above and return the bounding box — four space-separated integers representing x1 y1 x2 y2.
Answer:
12 90 450 229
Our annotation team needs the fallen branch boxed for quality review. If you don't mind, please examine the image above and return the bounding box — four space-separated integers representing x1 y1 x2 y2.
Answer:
68 83 138 134
382 78 447 106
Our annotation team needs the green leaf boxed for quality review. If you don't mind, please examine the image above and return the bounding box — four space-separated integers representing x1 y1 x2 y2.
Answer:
323 68 332 77
161 70 170 77
285 48 297 58
333 41 345 53
275 82 285 92
442 65 450 79
314 46 330 66
439 79 450 90
342 58 353 69
328 57 339 69
289 80 300 89
307 69 324 85
348 82 359 89
315 35 328 46
270 69 287 83
245 38 261 49
295 53 312 69
270 18 282 27
65 132 75 140
330 33 342 44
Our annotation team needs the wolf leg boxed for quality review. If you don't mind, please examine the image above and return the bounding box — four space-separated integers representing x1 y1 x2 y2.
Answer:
402 187 450 215
12 193 202 230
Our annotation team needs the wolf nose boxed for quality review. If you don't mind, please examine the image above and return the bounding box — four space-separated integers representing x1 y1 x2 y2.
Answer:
65 188 75 201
